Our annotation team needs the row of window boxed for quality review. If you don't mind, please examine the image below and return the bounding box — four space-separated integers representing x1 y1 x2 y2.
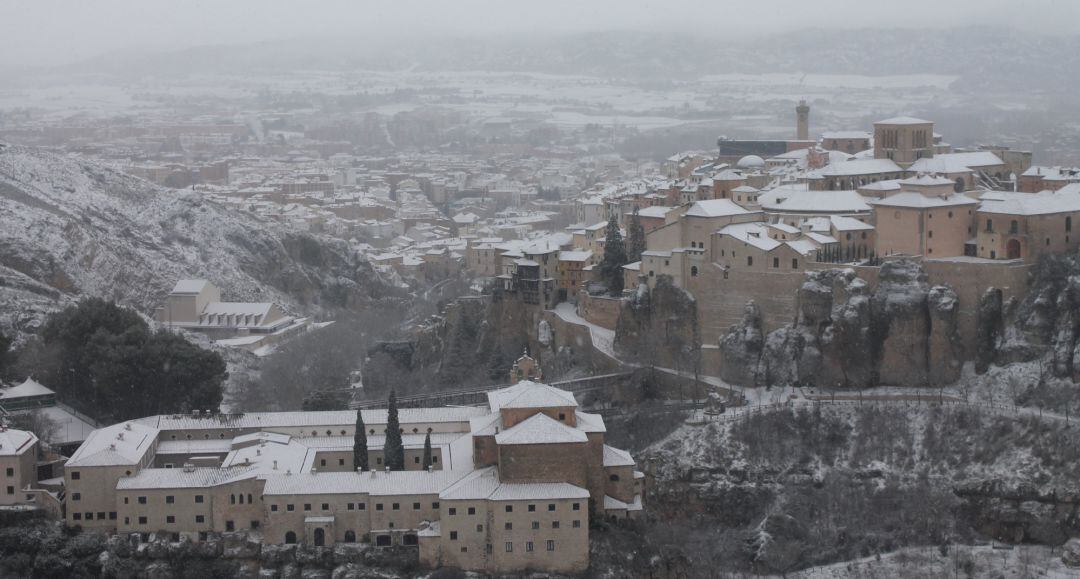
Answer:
165 426 439 441
448 502 580 515
272 501 439 513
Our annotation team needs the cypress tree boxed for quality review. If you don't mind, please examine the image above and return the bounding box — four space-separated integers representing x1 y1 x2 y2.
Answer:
384 390 405 470
353 407 369 471
599 215 627 296
627 206 647 264
422 431 433 470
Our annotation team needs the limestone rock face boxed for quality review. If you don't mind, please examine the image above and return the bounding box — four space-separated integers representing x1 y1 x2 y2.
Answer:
872 260 931 387
718 260 964 389
927 285 963 386
614 275 700 370
719 301 763 385
975 287 1004 374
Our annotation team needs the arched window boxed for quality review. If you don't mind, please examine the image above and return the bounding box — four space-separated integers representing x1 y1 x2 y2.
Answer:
690 266 698 277
230 494 236 505
609 474 620 482
326 430 332 436
313 528 326 547
248 494 253 504
285 531 297 544
311 431 318 437
344 530 356 543
239 494 244 504
1010 220 1019 234
1068 216 1073 232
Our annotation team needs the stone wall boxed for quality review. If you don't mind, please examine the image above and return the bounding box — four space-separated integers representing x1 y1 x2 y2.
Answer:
577 292 622 330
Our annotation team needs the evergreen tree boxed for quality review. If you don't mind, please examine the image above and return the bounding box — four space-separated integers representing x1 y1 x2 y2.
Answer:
353 408 369 471
627 206 647 264
599 215 627 296
384 389 405 470
422 431 433 470
0 330 11 379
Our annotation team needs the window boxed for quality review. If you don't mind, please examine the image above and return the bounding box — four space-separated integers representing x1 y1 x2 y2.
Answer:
5 467 13 477
505 522 512 530
532 521 540 530
526 541 534 552
138 496 147 505
72 492 81 501
320 459 326 467
346 503 354 511
505 542 513 553
690 266 698 277
412 502 420 510
548 504 556 512
71 471 80 480
986 219 994 232
505 505 513 513
166 516 175 524
271 505 279 512
547 540 555 551
376 504 384 511
467 507 476 515
196 515 205 523
476 524 483 532
73 513 82 521
448 507 456 516
928 230 933 239
450 531 458 541
528 504 536 512
338 459 345 466
304 504 312 512
772 257 779 268
195 495 204 504
285 531 297 544
109 512 117 520
1010 220 1019 234
792 259 799 269
358 503 366 510
392 503 400 510
558 412 566 421
573 520 581 528
610 474 620 482
553 521 560 529
138 516 147 525
322 503 330 511
573 503 581 511
747 256 753 267
1068 216 1073 232
286 504 295 512
414 457 420 464
166 495 174 504
432 502 440 510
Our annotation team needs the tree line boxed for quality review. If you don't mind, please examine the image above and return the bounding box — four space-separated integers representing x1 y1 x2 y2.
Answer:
352 389 432 472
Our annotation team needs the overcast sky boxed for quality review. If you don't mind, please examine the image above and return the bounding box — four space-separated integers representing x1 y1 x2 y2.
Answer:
3 0 1078 68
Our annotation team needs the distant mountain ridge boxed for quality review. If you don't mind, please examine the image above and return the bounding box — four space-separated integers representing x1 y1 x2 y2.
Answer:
0 144 398 339
37 27 1080 93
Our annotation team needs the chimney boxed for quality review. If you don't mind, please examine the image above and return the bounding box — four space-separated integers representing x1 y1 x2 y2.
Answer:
182 463 195 472
272 460 278 470
427 465 433 473
384 466 390 473
310 467 317 474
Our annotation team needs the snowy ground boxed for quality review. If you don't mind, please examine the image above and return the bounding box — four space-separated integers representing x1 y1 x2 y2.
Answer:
793 544 1077 579
553 302 616 359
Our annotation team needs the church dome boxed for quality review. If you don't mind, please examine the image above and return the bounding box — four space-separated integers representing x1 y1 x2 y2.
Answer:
737 155 765 169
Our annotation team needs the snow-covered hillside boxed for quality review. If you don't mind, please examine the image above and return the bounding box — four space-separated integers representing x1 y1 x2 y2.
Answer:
0 144 397 338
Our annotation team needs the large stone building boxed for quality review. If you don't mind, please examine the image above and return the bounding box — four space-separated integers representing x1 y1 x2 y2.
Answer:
62 381 642 574
0 426 39 506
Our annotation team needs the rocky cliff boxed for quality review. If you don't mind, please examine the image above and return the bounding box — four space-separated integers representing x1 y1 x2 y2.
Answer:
719 260 963 388
978 250 1080 380
614 275 701 371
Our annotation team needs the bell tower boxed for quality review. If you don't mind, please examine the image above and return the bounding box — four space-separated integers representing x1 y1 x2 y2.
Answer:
796 99 810 141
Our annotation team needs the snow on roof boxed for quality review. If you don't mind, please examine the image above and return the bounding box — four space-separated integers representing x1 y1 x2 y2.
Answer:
805 232 838 244
820 158 903 177
67 421 159 467
494 413 588 446
871 192 978 209
622 261 640 271
487 381 578 412
765 222 800 234
875 116 933 125
978 189 1080 216
575 411 607 433
117 466 257 490
262 469 464 496
558 250 593 262
732 185 759 193
514 258 539 267
786 239 818 256
136 407 487 432
0 428 36 457
635 206 674 218
0 378 54 400
171 279 211 294
603 445 635 467
908 152 1003 174
439 466 589 501
899 174 956 187
761 190 871 214
830 215 875 231
685 199 753 218
859 179 902 192
718 223 782 251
